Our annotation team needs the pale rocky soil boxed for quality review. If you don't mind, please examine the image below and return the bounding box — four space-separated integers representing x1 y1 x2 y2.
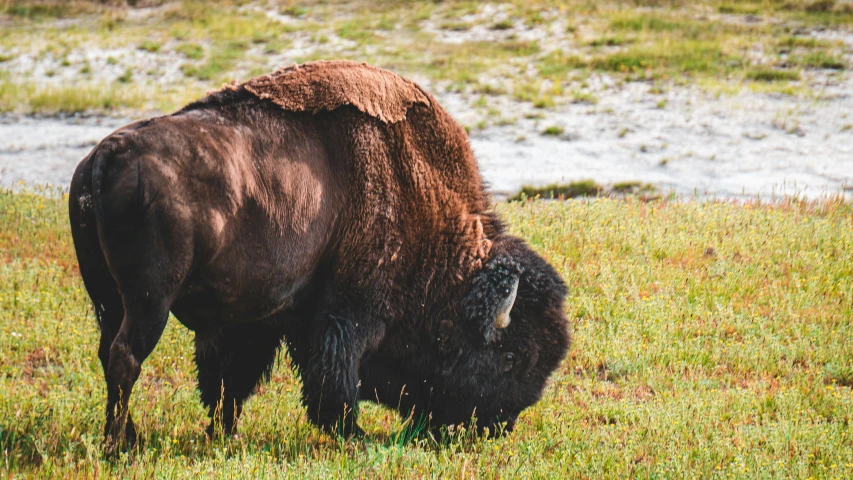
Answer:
1 3 852 199
461 74 853 199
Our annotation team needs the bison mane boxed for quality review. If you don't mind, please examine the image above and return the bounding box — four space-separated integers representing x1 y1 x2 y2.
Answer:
187 60 501 290
241 60 431 124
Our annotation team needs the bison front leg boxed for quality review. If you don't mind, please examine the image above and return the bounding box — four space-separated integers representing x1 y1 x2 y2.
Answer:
301 312 384 438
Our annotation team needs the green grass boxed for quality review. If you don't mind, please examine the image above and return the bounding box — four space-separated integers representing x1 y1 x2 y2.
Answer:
776 35 833 50
571 89 599 104
588 35 631 47
611 181 658 193
718 3 762 15
0 80 143 113
792 51 846 70
180 41 248 81
1 189 852 477
2 1 99 19
746 68 802 82
336 22 375 43
512 80 559 109
509 180 603 200
175 42 204 60
137 40 161 53
0 78 199 114
116 68 133 84
608 14 684 33
490 19 514 31
541 125 565 136
1 0 851 113
510 180 662 201
439 20 471 31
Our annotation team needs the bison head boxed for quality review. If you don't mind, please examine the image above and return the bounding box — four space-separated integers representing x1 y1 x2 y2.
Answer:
430 238 570 435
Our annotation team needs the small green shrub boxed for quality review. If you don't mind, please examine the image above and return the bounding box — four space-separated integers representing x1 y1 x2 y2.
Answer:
718 3 761 14
176 43 204 60
509 180 603 200
792 51 845 69
805 0 837 12
138 40 161 53
490 19 514 30
116 68 133 84
588 36 629 47
746 68 801 82
337 22 374 42
441 21 471 31
541 125 565 136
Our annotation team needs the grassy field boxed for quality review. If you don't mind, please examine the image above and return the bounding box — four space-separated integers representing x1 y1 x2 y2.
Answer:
1 188 851 478
1 0 851 114
1 2 853 477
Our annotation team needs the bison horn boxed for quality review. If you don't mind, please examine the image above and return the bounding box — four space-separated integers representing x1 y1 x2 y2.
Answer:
494 277 519 329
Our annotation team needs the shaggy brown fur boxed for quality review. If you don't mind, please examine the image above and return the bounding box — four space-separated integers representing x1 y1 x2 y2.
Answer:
243 60 431 124
69 61 570 450
241 60 496 280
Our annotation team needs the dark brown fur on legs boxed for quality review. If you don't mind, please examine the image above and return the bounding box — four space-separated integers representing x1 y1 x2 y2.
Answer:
195 323 285 437
69 61 570 448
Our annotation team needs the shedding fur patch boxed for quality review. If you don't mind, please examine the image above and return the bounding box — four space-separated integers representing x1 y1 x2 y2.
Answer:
241 60 431 124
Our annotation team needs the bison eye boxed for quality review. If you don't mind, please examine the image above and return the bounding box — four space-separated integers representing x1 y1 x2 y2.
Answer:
501 352 515 370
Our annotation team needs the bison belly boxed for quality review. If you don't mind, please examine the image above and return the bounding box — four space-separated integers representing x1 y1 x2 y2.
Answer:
170 212 332 330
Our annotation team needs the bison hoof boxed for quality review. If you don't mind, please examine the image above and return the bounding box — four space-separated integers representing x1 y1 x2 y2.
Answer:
103 421 138 457
321 421 365 439
205 422 237 439
349 424 366 439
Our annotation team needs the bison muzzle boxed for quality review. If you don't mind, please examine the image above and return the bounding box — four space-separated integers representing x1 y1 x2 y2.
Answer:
68 61 570 451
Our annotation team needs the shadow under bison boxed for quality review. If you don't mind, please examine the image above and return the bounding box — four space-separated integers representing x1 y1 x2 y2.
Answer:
68 61 570 452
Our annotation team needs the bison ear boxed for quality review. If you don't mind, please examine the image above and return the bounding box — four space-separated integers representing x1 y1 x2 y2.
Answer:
461 254 523 343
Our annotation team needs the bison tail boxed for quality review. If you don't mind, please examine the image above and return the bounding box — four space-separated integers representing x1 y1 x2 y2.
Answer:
90 140 113 229
90 138 155 232
69 144 125 333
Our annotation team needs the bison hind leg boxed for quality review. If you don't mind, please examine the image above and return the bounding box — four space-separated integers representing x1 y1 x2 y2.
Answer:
70 158 141 452
100 294 171 455
195 323 285 437
79 269 143 453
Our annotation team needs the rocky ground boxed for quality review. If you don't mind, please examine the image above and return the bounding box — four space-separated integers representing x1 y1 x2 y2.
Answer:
1 1 852 199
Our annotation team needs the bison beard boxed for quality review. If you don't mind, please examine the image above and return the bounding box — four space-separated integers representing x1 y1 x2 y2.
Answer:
68 61 570 451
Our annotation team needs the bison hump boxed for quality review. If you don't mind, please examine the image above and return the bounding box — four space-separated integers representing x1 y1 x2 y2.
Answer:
241 60 431 124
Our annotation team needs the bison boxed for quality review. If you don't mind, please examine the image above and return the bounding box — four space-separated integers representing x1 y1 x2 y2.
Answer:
68 61 570 451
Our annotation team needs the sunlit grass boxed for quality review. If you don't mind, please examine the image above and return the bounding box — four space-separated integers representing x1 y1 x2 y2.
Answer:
746 68 802 82
0 78 201 114
0 80 146 113
0 0 851 113
1 188 851 477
